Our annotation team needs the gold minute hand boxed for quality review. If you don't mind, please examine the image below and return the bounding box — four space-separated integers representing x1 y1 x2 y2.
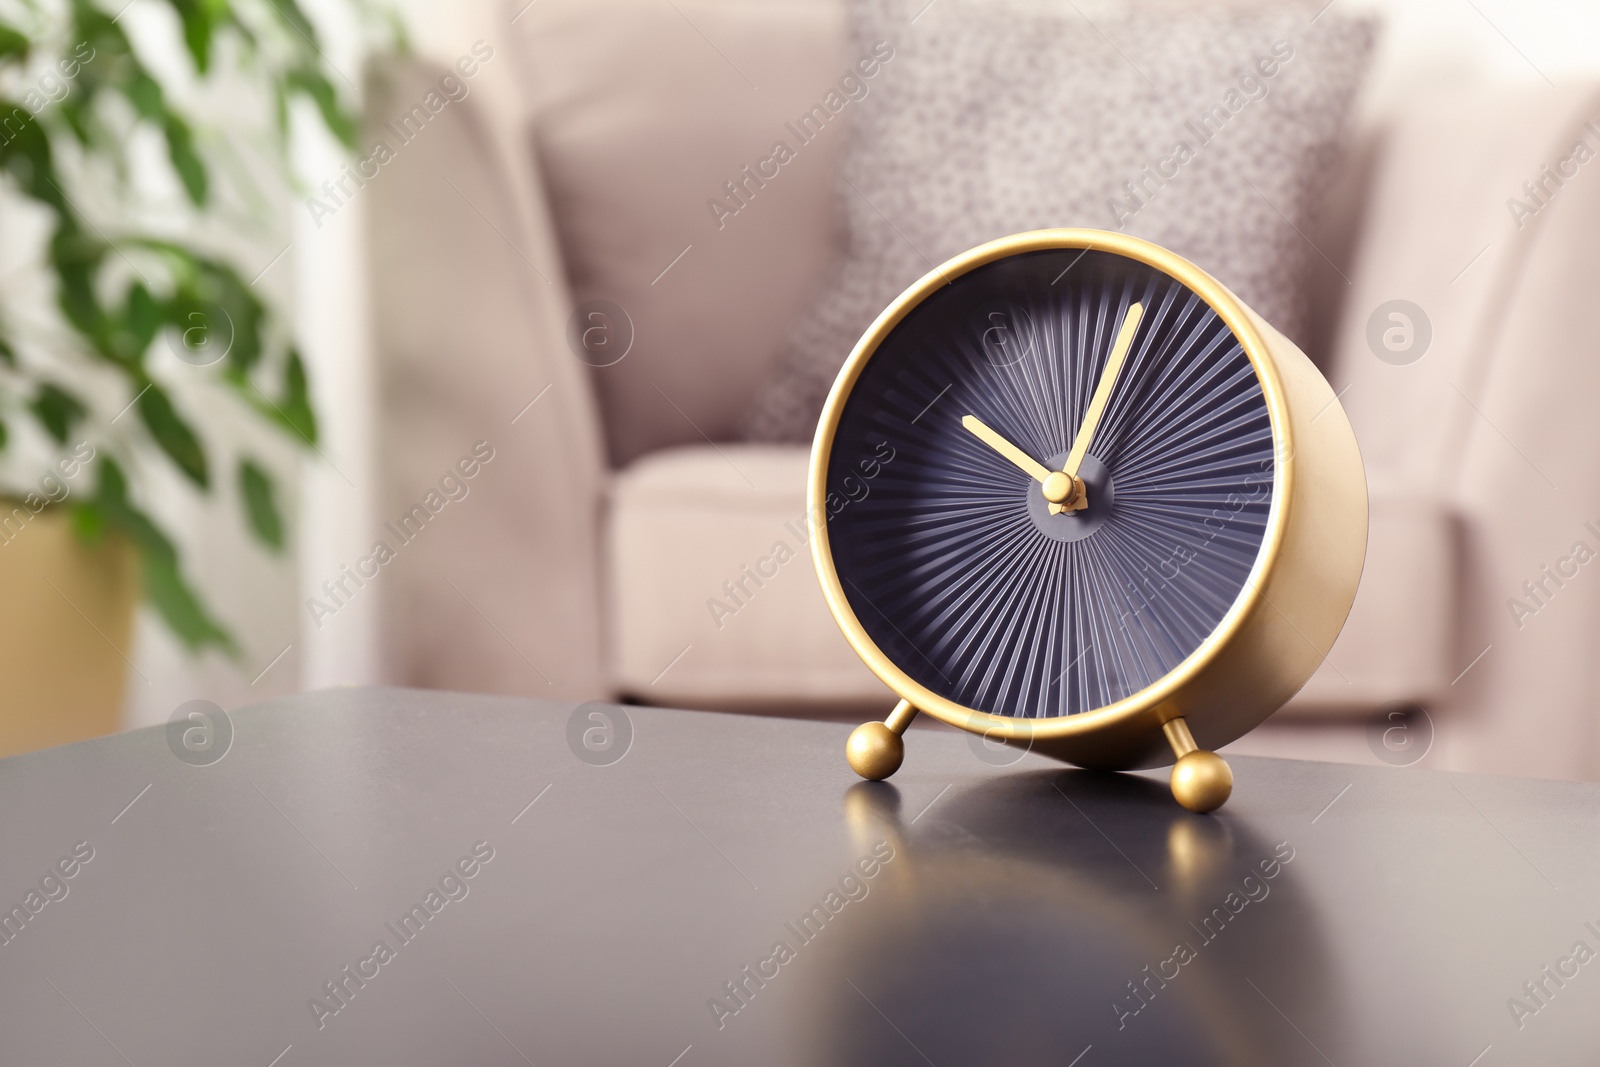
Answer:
1052 302 1144 513
961 415 1053 483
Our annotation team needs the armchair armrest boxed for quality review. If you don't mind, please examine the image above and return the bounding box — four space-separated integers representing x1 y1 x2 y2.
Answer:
1303 80 1600 777
365 52 607 698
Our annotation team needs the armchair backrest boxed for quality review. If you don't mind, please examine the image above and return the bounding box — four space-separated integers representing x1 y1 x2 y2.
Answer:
506 0 1389 467
509 0 852 466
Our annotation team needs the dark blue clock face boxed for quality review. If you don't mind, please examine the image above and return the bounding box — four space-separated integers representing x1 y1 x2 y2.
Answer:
823 249 1275 719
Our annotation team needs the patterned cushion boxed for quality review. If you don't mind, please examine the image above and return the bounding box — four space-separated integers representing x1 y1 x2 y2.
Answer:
742 0 1376 443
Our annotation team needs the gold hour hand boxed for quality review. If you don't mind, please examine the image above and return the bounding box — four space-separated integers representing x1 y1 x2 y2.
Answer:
961 415 1051 483
1051 301 1144 514
962 415 1082 509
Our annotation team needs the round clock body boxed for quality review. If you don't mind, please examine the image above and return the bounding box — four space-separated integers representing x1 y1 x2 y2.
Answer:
810 230 1366 800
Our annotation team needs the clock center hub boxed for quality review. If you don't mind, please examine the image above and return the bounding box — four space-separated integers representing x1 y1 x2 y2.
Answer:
1026 452 1113 543
1041 470 1074 504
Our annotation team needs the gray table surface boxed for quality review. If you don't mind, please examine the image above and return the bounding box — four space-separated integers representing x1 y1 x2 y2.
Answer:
1 688 1597 1066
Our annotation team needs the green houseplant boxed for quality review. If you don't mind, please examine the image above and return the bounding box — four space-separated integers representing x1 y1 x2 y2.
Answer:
0 0 386 652
0 0 396 753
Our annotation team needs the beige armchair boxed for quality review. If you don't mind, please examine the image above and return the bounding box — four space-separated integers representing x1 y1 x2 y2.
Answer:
365 2 1600 781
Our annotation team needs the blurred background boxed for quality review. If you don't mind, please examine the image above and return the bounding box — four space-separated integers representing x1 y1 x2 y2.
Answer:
4 0 1600 780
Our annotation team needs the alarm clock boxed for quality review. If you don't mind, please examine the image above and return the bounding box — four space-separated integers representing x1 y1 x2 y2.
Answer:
809 230 1367 812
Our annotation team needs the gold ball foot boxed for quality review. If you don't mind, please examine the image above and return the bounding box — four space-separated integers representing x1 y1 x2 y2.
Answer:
1170 750 1233 813
846 721 904 781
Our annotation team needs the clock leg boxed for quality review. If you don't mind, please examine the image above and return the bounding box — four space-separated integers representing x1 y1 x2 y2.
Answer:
846 699 918 781
1162 717 1233 813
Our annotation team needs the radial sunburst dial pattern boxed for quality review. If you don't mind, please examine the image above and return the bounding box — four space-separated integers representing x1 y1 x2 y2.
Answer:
824 249 1275 719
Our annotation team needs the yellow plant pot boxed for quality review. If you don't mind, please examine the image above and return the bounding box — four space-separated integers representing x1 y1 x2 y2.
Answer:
0 501 137 758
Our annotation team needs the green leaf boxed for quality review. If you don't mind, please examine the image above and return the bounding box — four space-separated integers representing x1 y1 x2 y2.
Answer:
173 0 218 74
230 346 316 446
163 113 207 205
128 241 268 375
286 66 356 148
78 457 174 561
75 458 236 654
30 382 88 443
58 92 93 146
137 382 209 488
0 21 28 62
0 416 8 452
197 261 261 373
278 348 317 444
141 551 236 654
50 224 111 343
238 457 284 550
70 499 107 542
124 71 164 122
0 334 15 366
266 0 320 50
125 282 160 358
271 81 290 140
380 9 412 56
69 0 125 51
0 102 61 211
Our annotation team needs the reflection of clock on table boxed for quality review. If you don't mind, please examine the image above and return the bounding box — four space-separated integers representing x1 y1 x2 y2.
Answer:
809 231 1367 811
795 774 1335 1067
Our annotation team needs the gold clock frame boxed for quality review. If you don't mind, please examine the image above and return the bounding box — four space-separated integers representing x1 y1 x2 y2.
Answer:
808 229 1368 812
